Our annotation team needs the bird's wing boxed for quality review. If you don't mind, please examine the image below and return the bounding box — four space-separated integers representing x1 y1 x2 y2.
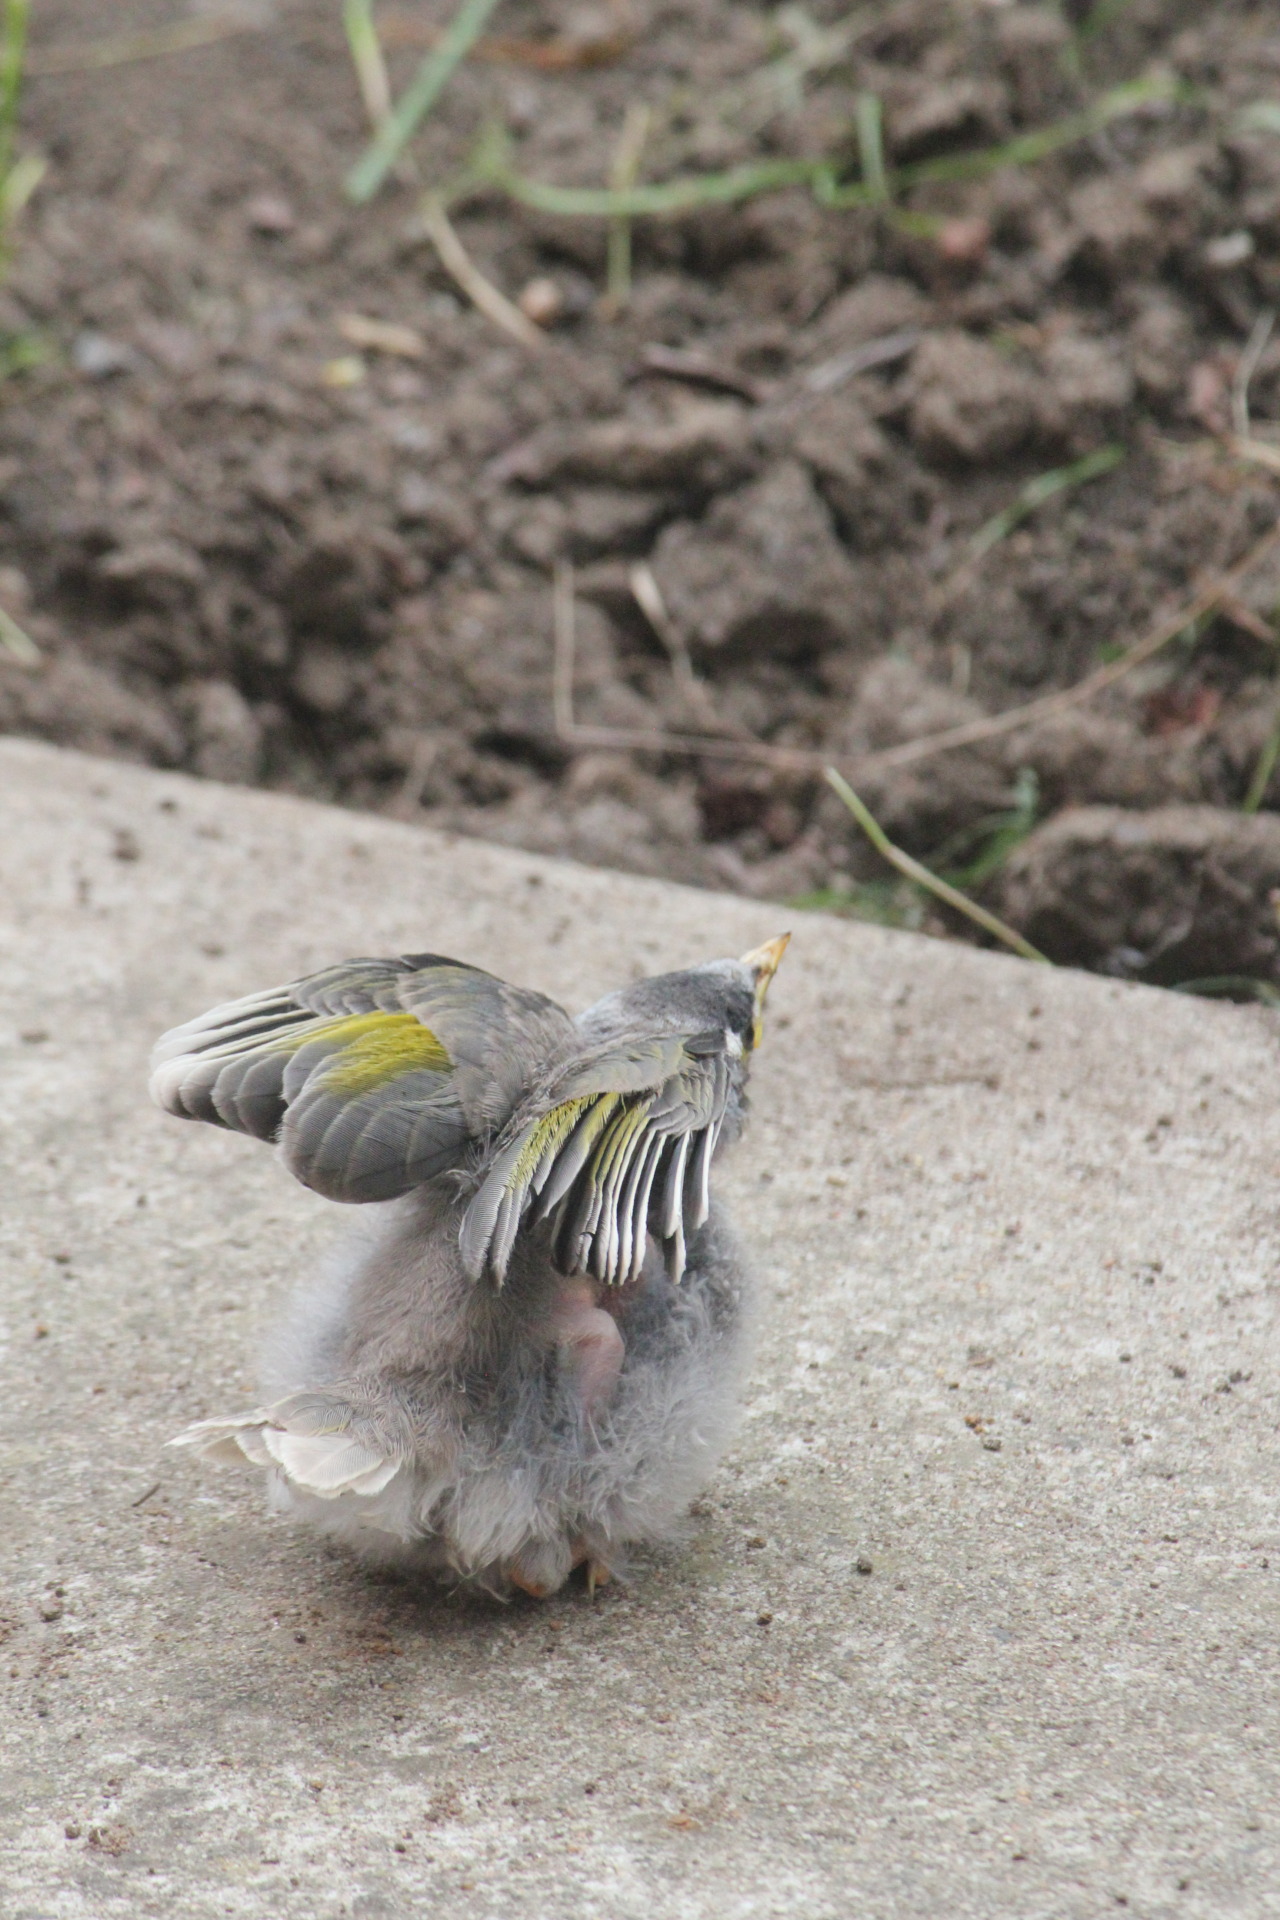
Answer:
149 953 576 1203
459 1027 737 1287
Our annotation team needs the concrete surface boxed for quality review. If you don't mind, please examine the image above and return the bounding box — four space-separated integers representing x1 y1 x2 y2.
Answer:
1 736 1278 1920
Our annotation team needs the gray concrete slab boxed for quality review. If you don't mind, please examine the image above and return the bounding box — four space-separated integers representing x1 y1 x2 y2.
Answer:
0 735 1277 1919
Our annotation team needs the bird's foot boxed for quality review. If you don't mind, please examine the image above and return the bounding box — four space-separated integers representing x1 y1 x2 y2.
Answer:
505 1538 615 1600
571 1536 613 1598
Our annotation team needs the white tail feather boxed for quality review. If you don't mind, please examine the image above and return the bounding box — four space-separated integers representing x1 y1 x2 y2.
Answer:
260 1429 400 1497
170 1412 400 1498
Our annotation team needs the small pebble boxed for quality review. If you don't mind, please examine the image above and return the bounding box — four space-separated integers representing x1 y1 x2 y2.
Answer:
72 332 138 379
937 215 991 263
1204 230 1253 268
517 277 564 327
246 193 296 235
321 355 365 388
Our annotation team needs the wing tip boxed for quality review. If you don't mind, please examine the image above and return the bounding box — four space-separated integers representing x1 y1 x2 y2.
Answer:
148 1054 196 1117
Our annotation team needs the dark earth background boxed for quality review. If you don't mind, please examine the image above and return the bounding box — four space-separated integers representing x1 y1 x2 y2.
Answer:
6 0 1280 990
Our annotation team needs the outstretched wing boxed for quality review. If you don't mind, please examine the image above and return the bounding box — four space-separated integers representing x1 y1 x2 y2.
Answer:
150 953 575 1203
460 1029 737 1287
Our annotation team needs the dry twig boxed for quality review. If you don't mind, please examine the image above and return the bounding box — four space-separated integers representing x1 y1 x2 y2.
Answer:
603 104 652 316
628 563 728 733
801 326 920 395
420 195 547 352
1232 310 1276 441
337 312 425 358
376 14 633 70
1233 436 1280 477
26 11 260 75
633 343 764 401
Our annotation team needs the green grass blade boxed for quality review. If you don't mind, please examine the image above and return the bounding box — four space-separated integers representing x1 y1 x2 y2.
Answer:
483 153 836 219
896 73 1185 189
1242 700 1280 813
0 601 39 664
0 329 46 377
937 769 1040 888
605 103 651 314
343 0 392 131
827 72 1186 206
346 0 506 204
1236 101 1280 137
1075 0 1134 45
0 148 43 224
825 768 1051 964
969 444 1126 563
0 0 28 181
474 72 1182 226
1171 975 1280 1006
788 877 930 932
855 91 887 202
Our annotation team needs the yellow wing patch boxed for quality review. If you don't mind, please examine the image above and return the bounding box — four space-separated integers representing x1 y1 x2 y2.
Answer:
510 1094 594 1186
302 1012 452 1094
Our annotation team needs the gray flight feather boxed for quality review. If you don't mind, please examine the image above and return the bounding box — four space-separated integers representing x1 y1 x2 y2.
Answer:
459 979 754 1287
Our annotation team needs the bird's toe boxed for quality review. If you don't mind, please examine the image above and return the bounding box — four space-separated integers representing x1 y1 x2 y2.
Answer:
570 1537 616 1598
508 1567 554 1600
586 1558 612 1598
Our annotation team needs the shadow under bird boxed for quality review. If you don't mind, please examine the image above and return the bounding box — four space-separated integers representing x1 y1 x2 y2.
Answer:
152 934 789 1598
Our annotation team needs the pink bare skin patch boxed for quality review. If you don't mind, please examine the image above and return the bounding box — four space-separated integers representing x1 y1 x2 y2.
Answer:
550 1280 625 1420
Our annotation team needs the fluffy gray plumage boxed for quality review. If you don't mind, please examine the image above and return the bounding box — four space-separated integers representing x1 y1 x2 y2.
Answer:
156 937 787 1598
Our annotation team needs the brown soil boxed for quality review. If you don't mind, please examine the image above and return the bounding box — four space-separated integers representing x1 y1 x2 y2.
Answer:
5 0 1280 987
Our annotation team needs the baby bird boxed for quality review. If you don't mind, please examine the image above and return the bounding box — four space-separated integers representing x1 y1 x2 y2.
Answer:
153 935 788 1598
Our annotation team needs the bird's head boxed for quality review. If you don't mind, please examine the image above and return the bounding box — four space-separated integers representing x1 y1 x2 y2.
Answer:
690 932 791 1058
576 933 791 1069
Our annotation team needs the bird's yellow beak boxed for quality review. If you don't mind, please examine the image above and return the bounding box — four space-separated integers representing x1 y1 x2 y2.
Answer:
740 933 790 1048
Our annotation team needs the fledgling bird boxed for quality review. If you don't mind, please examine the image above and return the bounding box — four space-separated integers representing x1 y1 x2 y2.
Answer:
152 934 789 1598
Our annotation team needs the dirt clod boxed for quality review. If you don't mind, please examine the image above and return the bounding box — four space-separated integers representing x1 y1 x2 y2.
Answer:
996 806 1280 984
1 0 1279 978
909 331 1042 467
